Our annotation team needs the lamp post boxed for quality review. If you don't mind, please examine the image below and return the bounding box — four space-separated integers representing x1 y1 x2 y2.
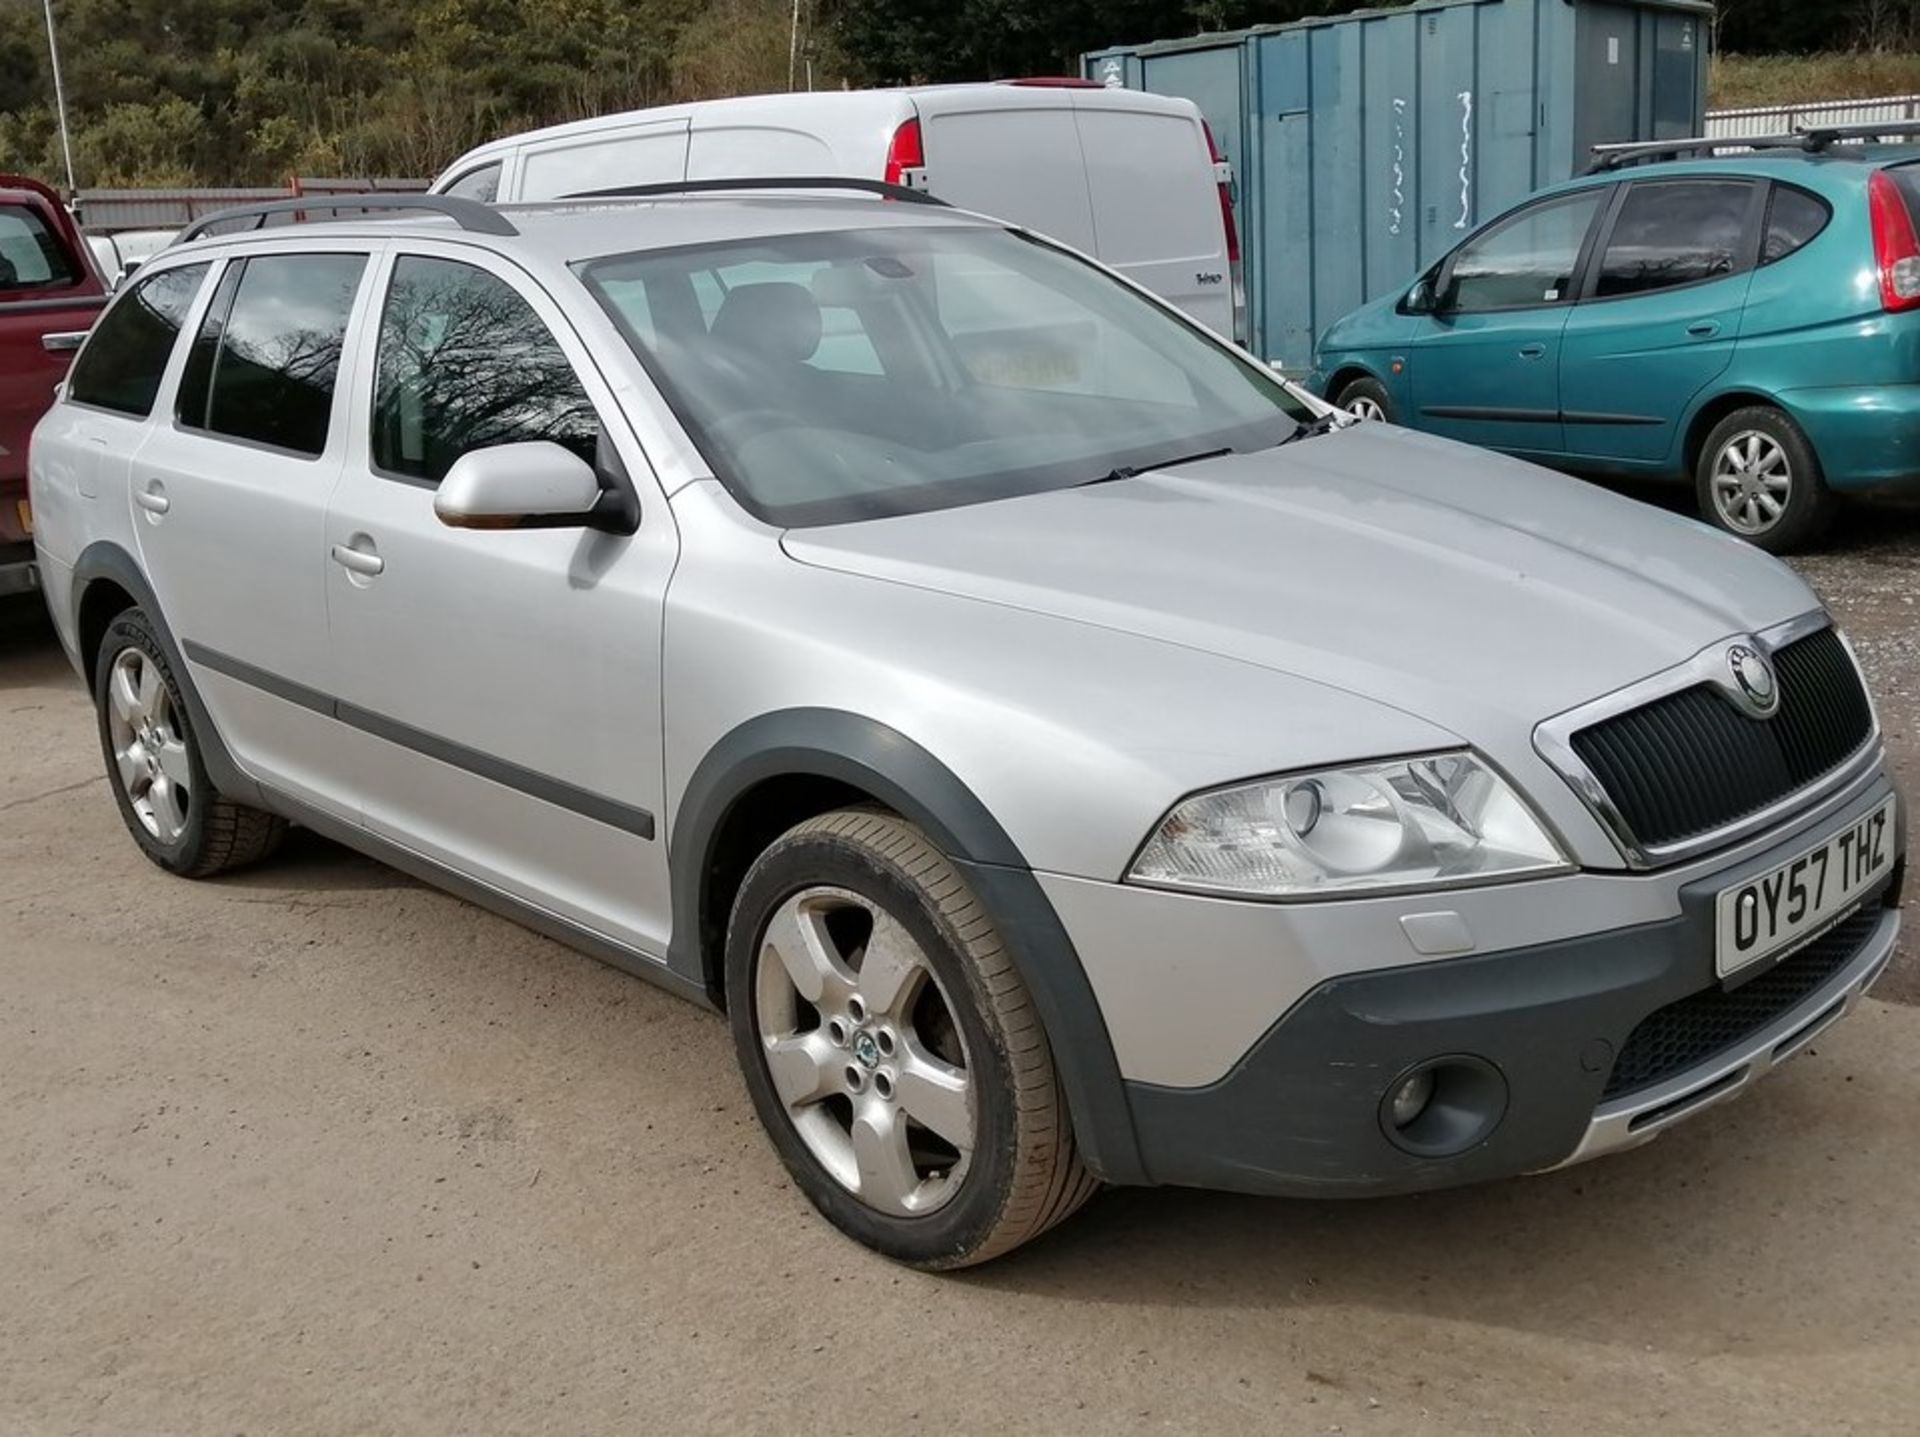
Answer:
42 0 78 195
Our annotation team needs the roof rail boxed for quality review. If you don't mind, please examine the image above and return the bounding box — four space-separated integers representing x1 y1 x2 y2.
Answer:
178 193 516 245
562 176 949 207
1587 120 1920 174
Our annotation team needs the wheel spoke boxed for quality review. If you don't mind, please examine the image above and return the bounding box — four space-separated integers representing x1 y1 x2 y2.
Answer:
154 736 192 789
115 742 147 794
1757 492 1784 520
763 898 848 1007
855 916 922 1019
134 660 162 724
1762 473 1791 497
764 1032 840 1110
149 773 188 839
1756 448 1787 475
850 1103 919 1213
109 661 143 725
894 1047 972 1149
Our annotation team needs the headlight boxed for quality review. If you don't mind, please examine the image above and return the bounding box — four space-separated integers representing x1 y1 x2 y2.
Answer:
1127 752 1569 899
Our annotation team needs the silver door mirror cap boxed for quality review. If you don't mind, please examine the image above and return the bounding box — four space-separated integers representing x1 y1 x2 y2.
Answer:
433 441 602 530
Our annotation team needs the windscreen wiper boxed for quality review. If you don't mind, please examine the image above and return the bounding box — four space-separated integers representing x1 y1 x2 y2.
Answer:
1082 447 1234 487
1275 413 1347 446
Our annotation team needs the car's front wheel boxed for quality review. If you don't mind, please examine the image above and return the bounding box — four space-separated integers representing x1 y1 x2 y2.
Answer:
93 608 287 877
727 808 1097 1268
1335 375 1394 423
1695 406 1835 553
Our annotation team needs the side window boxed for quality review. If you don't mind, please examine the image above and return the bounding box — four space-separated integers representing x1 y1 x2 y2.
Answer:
1444 193 1604 314
0 204 81 291
373 255 599 484
441 162 502 203
178 253 366 457
1595 180 1754 298
66 263 210 417
1762 185 1831 265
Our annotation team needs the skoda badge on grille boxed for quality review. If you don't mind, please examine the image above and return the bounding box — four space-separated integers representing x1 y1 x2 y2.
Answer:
1724 642 1781 719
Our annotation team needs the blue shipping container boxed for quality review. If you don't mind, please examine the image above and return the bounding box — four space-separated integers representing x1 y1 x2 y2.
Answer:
1085 0 1712 370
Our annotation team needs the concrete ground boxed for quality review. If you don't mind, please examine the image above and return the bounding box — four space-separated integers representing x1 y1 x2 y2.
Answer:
3 507 1918 1435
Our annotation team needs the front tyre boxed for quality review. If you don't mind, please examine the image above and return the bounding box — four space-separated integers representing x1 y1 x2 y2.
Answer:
727 808 1097 1268
1695 405 1834 553
1334 375 1394 423
93 608 287 877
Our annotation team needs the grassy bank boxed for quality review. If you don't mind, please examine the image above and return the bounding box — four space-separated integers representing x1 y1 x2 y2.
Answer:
1712 52 1920 110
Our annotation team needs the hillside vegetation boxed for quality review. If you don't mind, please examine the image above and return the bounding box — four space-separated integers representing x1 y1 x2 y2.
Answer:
1712 52 1920 110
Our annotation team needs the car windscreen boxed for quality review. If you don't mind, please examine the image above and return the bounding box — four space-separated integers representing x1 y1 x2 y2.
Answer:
576 224 1309 527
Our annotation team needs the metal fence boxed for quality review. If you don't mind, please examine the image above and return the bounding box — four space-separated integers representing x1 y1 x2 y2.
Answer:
1707 93 1920 140
74 176 429 233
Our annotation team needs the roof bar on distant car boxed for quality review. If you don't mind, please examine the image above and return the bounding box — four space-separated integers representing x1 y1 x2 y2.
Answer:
178 193 518 244
562 176 951 207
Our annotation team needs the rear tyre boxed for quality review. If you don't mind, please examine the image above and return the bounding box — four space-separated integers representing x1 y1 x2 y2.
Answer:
726 808 1097 1269
1695 406 1834 554
93 608 287 878
1335 375 1394 423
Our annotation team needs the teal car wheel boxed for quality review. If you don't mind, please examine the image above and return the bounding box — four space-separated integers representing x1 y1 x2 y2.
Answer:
1695 406 1835 554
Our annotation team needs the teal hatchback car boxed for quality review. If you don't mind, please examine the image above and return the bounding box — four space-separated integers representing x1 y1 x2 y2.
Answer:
1309 133 1920 551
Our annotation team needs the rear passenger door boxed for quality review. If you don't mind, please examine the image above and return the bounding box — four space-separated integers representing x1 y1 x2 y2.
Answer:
322 246 678 956
130 246 374 819
1559 177 1762 466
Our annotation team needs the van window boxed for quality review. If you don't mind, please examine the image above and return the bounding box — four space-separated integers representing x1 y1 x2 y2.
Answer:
441 162 502 203
180 253 366 457
1762 186 1830 264
1596 180 1753 298
1444 193 1603 313
372 255 599 484
66 263 209 417
0 204 81 290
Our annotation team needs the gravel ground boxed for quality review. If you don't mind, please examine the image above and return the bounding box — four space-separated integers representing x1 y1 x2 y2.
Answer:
2 505 1918 1435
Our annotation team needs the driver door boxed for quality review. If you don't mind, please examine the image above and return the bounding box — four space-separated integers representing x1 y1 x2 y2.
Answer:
322 244 679 956
1409 188 1610 458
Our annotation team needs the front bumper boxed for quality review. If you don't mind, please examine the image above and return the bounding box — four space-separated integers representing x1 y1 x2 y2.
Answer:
1046 773 1905 1198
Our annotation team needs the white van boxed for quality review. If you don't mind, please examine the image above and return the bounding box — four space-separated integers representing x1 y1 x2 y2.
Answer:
430 81 1244 344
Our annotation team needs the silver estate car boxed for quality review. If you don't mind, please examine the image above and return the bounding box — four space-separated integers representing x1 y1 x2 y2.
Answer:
30 183 1905 1268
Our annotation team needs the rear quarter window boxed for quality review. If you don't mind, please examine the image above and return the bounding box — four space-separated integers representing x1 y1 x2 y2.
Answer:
0 203 82 292
1762 184 1831 265
66 263 210 417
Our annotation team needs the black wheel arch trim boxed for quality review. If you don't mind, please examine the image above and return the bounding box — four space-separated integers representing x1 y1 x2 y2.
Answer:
668 707 1147 1185
70 540 265 808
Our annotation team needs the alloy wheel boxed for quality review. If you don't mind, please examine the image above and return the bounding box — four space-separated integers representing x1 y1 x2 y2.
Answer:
1345 395 1386 422
753 886 976 1217
1710 431 1792 535
105 648 192 844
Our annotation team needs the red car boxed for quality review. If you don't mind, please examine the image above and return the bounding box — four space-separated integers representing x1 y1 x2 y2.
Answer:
1 173 105 597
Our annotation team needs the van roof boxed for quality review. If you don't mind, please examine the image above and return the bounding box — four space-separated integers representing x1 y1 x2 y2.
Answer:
435 82 1200 184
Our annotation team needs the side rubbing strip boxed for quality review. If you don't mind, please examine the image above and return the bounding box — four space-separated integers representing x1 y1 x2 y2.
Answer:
182 639 656 841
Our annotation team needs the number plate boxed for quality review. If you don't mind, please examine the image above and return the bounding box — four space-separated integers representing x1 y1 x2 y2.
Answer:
1716 798 1896 979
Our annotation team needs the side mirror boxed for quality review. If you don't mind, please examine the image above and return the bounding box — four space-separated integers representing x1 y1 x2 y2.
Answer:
1405 275 1445 315
434 441 605 531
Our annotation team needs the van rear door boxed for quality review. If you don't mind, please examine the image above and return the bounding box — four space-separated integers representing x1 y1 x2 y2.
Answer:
1069 92 1234 342
513 118 691 201
909 90 1100 256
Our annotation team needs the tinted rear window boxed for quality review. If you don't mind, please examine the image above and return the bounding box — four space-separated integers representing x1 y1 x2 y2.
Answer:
180 253 366 457
66 263 209 417
0 204 81 292
1762 184 1831 264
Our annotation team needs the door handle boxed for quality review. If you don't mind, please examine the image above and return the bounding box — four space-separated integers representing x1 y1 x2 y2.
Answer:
41 330 89 354
1518 343 1548 360
134 484 170 515
329 541 385 577
1687 320 1721 338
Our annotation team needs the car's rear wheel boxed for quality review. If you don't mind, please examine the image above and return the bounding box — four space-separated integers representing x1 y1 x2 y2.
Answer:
93 608 287 877
727 808 1096 1268
1695 406 1834 553
1335 375 1394 423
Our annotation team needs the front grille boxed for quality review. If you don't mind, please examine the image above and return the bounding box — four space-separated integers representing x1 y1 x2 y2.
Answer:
1602 909 1882 1100
1570 627 1873 852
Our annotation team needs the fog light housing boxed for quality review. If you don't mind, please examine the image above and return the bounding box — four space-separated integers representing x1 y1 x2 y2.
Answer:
1378 1056 1508 1158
